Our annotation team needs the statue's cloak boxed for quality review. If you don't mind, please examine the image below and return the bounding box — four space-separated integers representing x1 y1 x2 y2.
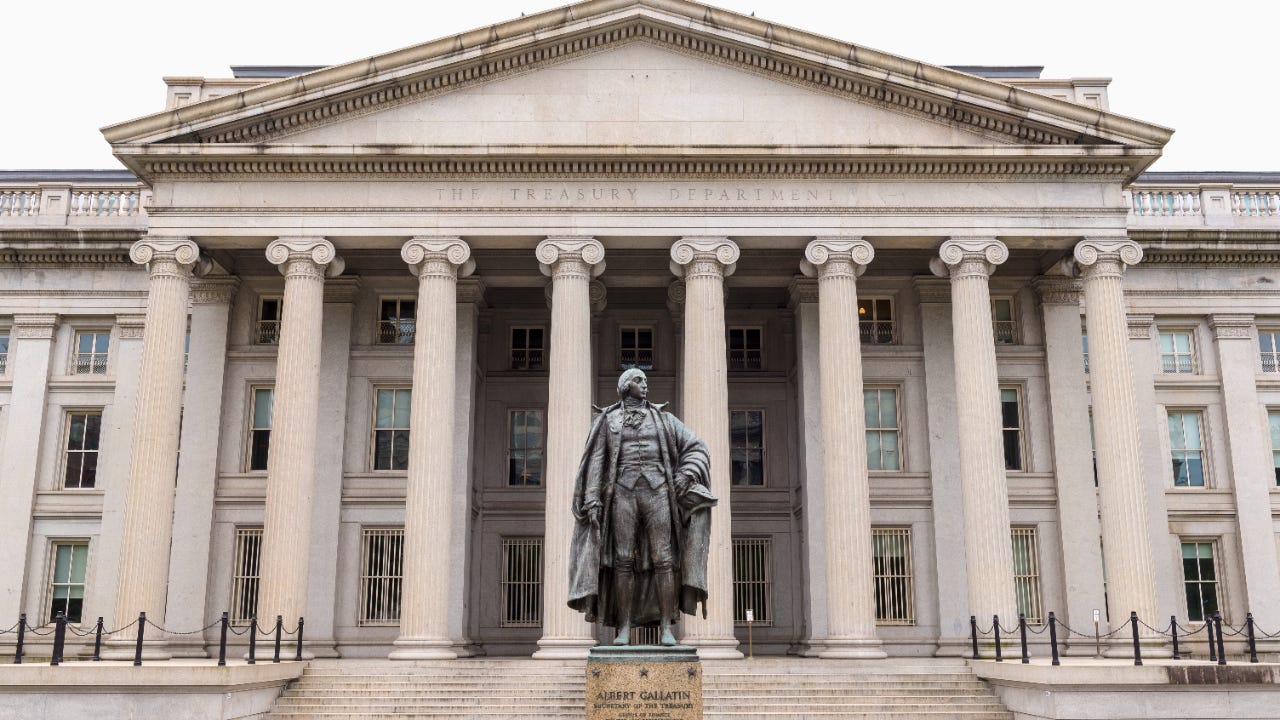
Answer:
567 401 715 628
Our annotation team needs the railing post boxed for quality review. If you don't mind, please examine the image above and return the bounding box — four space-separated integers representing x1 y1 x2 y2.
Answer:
133 612 146 666
13 614 25 664
218 612 229 667
1129 611 1142 666
247 616 257 665
1247 613 1259 663
993 615 1003 662
295 617 305 662
1048 612 1060 666
50 612 66 666
970 615 979 660
1170 616 1180 660
92 617 103 661
1207 618 1217 662
1019 613 1029 664
273 615 282 664
1214 613 1226 666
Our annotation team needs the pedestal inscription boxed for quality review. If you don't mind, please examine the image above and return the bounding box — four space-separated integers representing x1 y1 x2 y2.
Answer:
586 646 702 720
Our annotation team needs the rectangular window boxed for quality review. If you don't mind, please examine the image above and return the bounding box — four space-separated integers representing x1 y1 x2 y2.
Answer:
500 538 543 627
359 528 404 626
729 409 765 486
1159 330 1197 373
731 537 772 626
1011 527 1044 624
1168 411 1205 487
63 411 102 489
0 330 9 374
508 410 544 486
1271 411 1280 486
230 528 262 624
377 298 416 345
510 327 545 370
858 297 896 344
247 387 273 472
619 327 654 370
1261 330 1280 373
1082 330 1090 374
48 542 88 624
991 298 1017 344
865 388 900 471
73 331 110 374
872 528 914 625
256 297 281 345
1181 540 1220 622
1001 387 1024 471
1089 410 1098 487
373 388 412 471
727 327 762 370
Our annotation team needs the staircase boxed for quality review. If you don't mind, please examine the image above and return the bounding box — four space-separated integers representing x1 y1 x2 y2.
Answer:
265 657 1013 719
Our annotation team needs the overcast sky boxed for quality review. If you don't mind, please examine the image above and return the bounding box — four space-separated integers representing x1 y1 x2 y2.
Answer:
2 0 1275 172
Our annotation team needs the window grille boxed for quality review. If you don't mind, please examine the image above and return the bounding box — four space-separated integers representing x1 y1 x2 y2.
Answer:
1261 331 1280 373
1181 540 1220 622
619 327 655 370
500 538 543 627
1270 411 1280 487
510 327 545 370
73 331 110 374
377 299 416 344
732 538 772 626
247 387 273 472
508 410 544 486
872 528 914 625
991 298 1017 344
729 410 765 486
727 327 762 370
864 388 900 471
359 528 404 625
63 411 102 489
48 542 88 624
230 528 262 624
858 297 896 344
1011 527 1044 624
373 388 412 471
1159 330 1197 373
0 331 8 374
256 297 281 345
1168 411 1205 487
1000 387 1024 471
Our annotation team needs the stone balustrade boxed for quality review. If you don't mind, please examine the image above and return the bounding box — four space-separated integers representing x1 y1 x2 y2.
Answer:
1125 172 1280 227
0 171 150 230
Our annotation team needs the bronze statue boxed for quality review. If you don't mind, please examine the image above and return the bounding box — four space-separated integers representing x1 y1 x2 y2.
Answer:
568 369 717 646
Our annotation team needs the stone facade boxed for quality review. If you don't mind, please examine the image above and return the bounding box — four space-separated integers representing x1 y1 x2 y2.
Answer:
2 0 1279 661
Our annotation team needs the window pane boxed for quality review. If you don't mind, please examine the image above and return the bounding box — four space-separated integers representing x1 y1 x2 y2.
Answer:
864 391 880 428
1183 415 1202 449
881 391 897 428
993 299 1012 321
250 430 271 470
1159 333 1174 353
253 389 273 428
866 431 882 470
528 328 543 347
84 413 101 450
375 390 394 428
392 430 411 470
81 454 98 488
64 454 83 488
882 431 899 470
380 300 397 321
393 389 411 428
68 415 85 449
1168 414 1187 448
77 333 93 353
54 545 72 582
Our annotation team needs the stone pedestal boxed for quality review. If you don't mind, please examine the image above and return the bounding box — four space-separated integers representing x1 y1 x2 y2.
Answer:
587 645 702 720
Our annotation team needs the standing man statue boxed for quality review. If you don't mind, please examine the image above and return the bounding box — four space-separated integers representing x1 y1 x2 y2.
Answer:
568 369 718 646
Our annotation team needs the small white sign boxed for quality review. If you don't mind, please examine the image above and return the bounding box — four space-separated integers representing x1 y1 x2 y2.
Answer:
1093 609 1101 623
745 610 754 623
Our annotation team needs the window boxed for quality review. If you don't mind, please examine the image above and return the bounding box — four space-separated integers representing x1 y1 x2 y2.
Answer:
377 298 416 345
507 410 544 486
63 411 102 489
256 297 282 345
73 331 109 374
1168 411 1205 487
729 409 765 486
510 327 545 370
872 528 914 625
858 297 896 344
359 528 404 626
991 298 1017 344
48 542 88 624
1089 410 1098 487
731 537 772 626
865 388 900 471
1271 411 1280 486
500 538 543 627
0 330 8 374
1260 330 1280 373
1000 387 1024 471
1181 541 1220 622
247 387 273 472
619 327 654 370
727 327 762 370
373 388 411 471
230 528 262 624
1082 330 1090 374
1159 330 1197 373
1011 528 1044 624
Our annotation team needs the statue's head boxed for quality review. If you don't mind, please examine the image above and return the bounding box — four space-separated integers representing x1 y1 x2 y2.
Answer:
617 368 648 400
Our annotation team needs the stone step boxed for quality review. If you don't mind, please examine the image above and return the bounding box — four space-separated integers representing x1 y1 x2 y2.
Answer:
268 713 1012 720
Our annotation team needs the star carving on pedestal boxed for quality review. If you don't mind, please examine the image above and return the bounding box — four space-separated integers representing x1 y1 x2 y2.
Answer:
639 667 649 678
687 667 696 678
591 668 600 678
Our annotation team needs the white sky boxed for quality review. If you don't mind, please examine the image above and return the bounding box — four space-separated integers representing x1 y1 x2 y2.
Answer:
2 0 1276 172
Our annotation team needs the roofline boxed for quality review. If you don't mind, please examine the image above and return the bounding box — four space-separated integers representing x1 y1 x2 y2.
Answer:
0 169 139 183
1135 171 1280 185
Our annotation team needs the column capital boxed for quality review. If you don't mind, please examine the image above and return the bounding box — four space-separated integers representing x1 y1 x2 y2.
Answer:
267 237 344 278
930 238 1008 279
116 315 147 340
130 237 201 275
670 237 740 279
787 277 819 308
401 237 474 278
536 237 605 278
11 314 59 339
801 237 874 279
191 278 240 306
1073 239 1143 279
1209 314 1255 340
1126 313 1155 340
1032 276 1083 306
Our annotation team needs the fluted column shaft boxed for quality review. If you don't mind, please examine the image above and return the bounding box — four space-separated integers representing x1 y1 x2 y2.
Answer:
804 239 886 658
1075 239 1159 635
258 238 339 626
535 238 605 658
671 237 743 659
109 239 199 654
391 237 472 659
933 238 1017 624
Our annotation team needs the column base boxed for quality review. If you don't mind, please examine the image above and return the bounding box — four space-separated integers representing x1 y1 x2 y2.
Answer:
686 637 744 660
389 636 457 660
451 641 484 658
818 638 887 659
164 638 211 659
99 637 172 661
532 637 594 659
798 640 828 658
934 636 971 658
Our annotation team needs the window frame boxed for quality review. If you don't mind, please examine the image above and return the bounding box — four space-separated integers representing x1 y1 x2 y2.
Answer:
727 326 764 371
729 408 766 487
46 540 89 625
245 386 274 473
1167 409 1207 488
999 384 1026 472
872 527 915 626
0 327 9 375
731 536 773 627
1269 409 1280 487
61 409 103 490
1158 328 1198 374
1180 538 1222 623
71 329 111 375
1259 329 1280 373
991 297 1018 345
499 537 544 628
229 527 262 625
864 386 902 472
1011 526 1044 624
509 326 546 371
858 296 897 345
255 296 282 346
358 527 405 626
1081 327 1090 375
376 297 417 345
506 408 545 487
371 386 412 472
618 325 655 370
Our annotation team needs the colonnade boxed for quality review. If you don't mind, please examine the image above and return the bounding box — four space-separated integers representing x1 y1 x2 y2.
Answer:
108 233 1158 658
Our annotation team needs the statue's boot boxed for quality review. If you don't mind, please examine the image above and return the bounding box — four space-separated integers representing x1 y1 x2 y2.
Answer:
612 570 633 645
656 568 678 646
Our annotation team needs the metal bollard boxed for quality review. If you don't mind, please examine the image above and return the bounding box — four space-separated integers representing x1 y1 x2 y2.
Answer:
1207 618 1217 662
13 614 25 664
1170 616 1180 660
970 616 979 660
1129 611 1142 666
218 612 229 667
134 612 146 666
50 612 67 666
273 615 282 664
993 615 1003 662
1019 614 1029 664
1214 613 1226 666
247 616 257 665
1247 613 1259 664
1048 612 1060 666
92 617 103 661
295 618 305 662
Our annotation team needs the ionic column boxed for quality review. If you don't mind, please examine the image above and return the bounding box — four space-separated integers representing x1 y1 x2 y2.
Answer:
534 237 605 659
930 238 1017 625
1073 239 1160 641
257 238 342 627
670 237 743 659
391 237 474 659
800 238 886 658
109 238 200 658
